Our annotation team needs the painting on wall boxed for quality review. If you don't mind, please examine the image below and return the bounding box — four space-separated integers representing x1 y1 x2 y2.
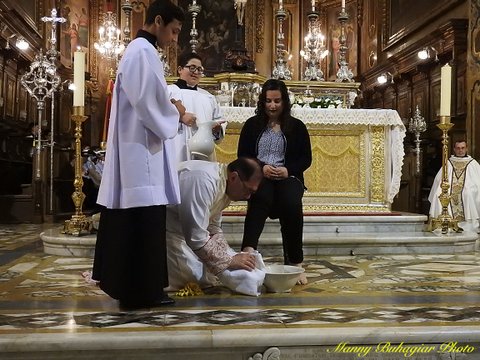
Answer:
177 0 252 75
326 2 357 81
59 0 89 69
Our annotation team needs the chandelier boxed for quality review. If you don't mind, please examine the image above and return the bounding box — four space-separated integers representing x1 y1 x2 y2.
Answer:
94 11 125 60
300 10 328 81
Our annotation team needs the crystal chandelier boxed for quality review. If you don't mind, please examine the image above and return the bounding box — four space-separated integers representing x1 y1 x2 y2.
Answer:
94 11 125 60
300 10 328 81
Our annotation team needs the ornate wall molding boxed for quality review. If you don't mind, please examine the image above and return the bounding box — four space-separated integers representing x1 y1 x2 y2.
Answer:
248 347 281 360
255 0 264 53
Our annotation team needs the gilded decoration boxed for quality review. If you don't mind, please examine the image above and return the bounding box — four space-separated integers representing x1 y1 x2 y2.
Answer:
255 0 265 53
302 204 390 212
215 128 241 163
217 126 367 198
370 126 385 203
215 107 404 213
306 128 365 197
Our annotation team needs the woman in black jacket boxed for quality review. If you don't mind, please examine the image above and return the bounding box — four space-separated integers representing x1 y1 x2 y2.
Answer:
237 79 312 284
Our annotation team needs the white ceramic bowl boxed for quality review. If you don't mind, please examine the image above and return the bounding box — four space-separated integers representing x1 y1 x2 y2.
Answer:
263 265 305 293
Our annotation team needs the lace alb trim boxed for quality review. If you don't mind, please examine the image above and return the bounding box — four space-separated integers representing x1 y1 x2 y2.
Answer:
194 233 232 275
221 106 405 127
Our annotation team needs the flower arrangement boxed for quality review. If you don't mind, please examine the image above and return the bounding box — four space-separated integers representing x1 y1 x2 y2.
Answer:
292 95 343 109
311 97 343 109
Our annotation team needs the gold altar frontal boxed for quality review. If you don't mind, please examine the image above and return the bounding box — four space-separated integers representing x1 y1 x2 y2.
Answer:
216 107 406 213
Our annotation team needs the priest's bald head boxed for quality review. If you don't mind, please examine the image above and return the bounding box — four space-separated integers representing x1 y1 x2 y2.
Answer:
226 157 263 201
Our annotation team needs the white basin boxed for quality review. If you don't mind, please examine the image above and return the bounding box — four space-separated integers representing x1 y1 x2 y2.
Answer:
263 265 305 293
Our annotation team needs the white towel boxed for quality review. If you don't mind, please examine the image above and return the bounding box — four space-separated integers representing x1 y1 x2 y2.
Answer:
217 250 266 296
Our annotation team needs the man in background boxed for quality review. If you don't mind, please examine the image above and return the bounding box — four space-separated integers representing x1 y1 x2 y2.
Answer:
428 140 480 233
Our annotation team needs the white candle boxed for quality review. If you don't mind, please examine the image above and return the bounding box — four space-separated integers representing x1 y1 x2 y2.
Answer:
73 50 85 107
342 0 346 10
440 64 451 117
279 0 283 9
311 0 315 11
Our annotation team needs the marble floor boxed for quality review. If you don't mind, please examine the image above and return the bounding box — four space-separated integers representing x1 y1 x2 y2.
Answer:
1 223 480 359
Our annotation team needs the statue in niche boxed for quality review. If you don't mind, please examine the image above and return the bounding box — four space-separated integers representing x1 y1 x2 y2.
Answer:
234 0 248 26
222 0 255 73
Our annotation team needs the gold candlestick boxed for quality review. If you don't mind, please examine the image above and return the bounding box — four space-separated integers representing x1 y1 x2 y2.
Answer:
428 116 462 234
63 106 92 236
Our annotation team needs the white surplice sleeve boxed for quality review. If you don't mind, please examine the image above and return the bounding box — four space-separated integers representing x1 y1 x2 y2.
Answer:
121 47 179 140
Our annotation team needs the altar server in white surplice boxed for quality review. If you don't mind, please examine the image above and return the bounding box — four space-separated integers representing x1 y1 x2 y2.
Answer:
168 52 226 162
428 140 480 232
166 158 266 296
92 1 196 310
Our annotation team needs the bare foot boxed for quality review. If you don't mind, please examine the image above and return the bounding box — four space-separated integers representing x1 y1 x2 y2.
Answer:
242 246 255 253
290 263 308 285
297 272 308 285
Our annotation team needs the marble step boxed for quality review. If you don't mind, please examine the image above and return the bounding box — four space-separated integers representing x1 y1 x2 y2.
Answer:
221 213 429 234
224 230 479 256
41 213 478 258
221 213 478 255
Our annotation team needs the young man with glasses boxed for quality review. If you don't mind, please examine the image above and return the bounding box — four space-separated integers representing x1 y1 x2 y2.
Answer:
168 52 226 162
165 157 265 296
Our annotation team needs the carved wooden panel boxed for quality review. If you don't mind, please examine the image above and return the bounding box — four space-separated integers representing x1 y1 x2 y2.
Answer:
382 0 464 50
4 74 16 119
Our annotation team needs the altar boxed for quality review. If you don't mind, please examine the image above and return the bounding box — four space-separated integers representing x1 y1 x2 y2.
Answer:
215 107 405 212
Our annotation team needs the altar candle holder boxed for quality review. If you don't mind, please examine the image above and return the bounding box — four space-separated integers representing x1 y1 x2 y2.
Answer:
63 106 92 236
272 5 292 80
408 105 426 175
428 116 462 234
121 0 132 46
335 7 354 82
188 0 201 52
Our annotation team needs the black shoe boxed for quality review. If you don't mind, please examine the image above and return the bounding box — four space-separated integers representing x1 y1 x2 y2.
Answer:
119 295 175 310
152 294 175 306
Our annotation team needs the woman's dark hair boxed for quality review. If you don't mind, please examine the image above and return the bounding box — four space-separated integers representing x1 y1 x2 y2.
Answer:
145 0 185 25
178 52 203 67
255 79 292 132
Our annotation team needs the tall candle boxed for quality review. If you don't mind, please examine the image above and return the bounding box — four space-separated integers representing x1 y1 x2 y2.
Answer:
341 0 346 10
73 50 85 107
279 0 283 9
440 64 451 117
311 0 315 11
